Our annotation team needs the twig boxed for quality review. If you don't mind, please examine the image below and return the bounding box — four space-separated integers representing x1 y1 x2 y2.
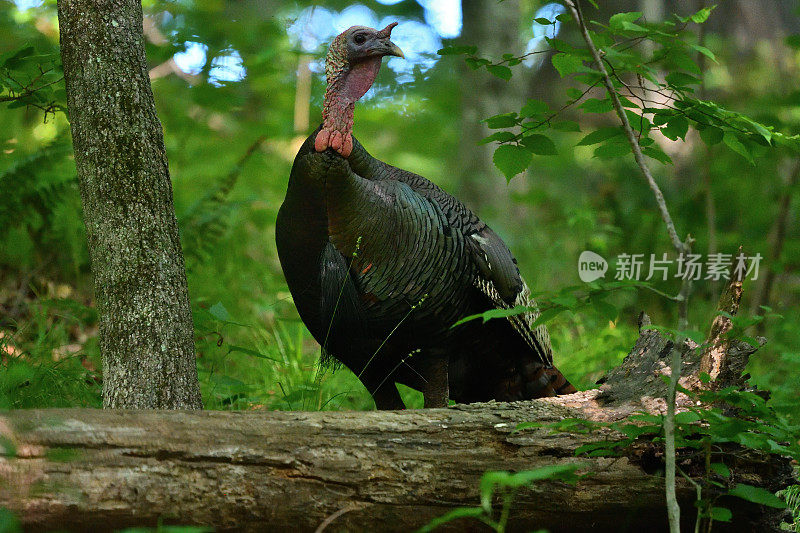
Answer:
314 502 365 533
565 1 685 255
0 75 64 103
677 465 703 533
564 2 692 532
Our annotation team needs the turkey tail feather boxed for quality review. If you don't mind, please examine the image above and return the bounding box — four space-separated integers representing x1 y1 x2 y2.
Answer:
492 360 576 401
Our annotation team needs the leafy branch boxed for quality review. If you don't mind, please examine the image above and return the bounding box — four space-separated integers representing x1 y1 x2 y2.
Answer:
520 378 798 532
564 2 692 531
0 46 66 119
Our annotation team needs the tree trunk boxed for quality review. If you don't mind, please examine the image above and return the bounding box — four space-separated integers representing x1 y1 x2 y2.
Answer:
457 0 527 210
57 0 201 409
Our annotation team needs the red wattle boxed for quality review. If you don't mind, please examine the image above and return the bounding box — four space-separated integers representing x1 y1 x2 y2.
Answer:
315 129 331 152
330 130 343 151
319 56 383 158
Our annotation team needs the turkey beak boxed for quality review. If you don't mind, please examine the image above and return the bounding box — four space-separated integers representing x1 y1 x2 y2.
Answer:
372 39 403 59
385 41 404 59
375 21 404 59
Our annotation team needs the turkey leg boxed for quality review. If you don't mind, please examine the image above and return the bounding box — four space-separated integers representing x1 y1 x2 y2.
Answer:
421 356 449 408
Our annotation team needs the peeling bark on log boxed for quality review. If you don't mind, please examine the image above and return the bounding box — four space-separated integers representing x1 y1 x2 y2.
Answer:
0 277 793 532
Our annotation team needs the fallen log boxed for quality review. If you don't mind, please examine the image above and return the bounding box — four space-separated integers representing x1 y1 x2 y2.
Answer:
0 279 794 532
0 396 792 532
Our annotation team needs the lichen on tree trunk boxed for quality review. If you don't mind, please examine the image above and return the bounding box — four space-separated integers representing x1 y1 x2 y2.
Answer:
57 0 201 409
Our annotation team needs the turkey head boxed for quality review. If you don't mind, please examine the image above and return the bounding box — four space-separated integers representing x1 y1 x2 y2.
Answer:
315 23 404 157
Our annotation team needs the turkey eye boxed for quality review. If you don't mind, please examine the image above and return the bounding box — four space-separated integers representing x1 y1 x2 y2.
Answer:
354 34 366 45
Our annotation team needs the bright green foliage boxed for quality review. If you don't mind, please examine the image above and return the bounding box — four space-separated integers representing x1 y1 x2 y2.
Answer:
460 5 800 180
418 464 582 532
778 484 800 531
521 364 800 527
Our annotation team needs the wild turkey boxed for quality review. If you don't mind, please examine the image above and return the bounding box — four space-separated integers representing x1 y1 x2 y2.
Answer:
276 23 575 409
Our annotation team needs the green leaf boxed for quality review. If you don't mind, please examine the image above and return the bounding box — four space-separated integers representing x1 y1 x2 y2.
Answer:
209 301 231 321
620 21 648 33
479 131 517 145
550 120 581 132
545 37 577 54
465 57 490 70
579 97 614 113
691 44 717 62
642 145 673 164
227 345 281 362
437 45 477 56
710 462 731 478
530 306 567 328
625 109 651 133
493 144 532 181
593 141 630 159
669 50 702 74
417 507 485 533
609 12 643 31
723 131 753 163
665 72 701 88
728 484 787 508
534 17 553 25
741 118 773 143
452 305 534 327
521 134 558 155
0 434 17 457
520 98 549 117
710 507 732 522
485 112 518 129
690 7 714 23
662 116 689 140
566 87 584 100
699 126 723 146
1 46 34 68
486 64 512 81
555 13 572 23
551 53 584 77
0 509 20 533
577 126 624 146
479 465 580 509
674 411 701 424
551 294 578 308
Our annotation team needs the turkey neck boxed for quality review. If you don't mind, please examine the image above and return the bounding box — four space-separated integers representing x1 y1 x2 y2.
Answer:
320 57 382 149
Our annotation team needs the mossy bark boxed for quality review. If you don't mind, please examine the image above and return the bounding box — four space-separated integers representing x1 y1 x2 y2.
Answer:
57 0 201 408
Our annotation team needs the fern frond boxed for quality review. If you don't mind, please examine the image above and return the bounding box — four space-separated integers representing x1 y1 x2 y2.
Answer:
179 136 265 267
0 133 74 230
778 484 800 532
